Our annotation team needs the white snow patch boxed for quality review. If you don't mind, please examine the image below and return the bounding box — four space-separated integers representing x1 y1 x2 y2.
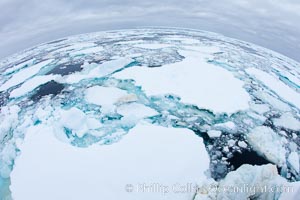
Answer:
10 123 209 200
113 50 250 113
247 126 287 166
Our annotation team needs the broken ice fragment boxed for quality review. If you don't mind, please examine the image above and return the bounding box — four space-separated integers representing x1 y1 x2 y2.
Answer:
247 126 287 166
85 86 128 113
0 59 54 91
237 141 247 148
59 107 102 137
273 113 300 131
288 152 300 174
207 130 222 138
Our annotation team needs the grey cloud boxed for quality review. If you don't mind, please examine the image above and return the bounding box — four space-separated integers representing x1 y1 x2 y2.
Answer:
0 0 299 61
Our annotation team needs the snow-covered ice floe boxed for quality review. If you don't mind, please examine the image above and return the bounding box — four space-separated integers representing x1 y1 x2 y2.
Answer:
10 123 209 200
0 28 300 200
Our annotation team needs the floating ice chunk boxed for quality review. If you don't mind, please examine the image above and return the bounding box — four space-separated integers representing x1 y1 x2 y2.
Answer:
10 123 209 200
0 105 20 142
287 152 299 173
3 58 35 75
246 68 300 109
96 58 133 76
214 121 236 130
55 42 96 53
0 142 18 178
85 86 128 113
256 91 291 112
247 112 267 122
165 36 200 45
247 126 287 166
117 102 158 124
60 107 86 130
113 50 250 113
116 39 144 45
195 164 293 200
194 178 218 200
34 106 54 122
228 139 236 147
207 130 222 138
59 107 102 137
10 75 60 98
216 164 288 200
272 64 300 87
273 113 300 131
0 59 54 91
250 103 270 114
69 46 104 56
185 45 220 53
237 141 247 148
134 43 172 49
223 146 229 153
63 58 133 84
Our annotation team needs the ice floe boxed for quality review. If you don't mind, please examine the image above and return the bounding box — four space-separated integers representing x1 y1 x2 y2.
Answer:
10 123 209 200
113 50 250 114
246 68 300 109
0 59 54 91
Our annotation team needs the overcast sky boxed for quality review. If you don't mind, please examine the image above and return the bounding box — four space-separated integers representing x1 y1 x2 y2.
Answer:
0 0 299 61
